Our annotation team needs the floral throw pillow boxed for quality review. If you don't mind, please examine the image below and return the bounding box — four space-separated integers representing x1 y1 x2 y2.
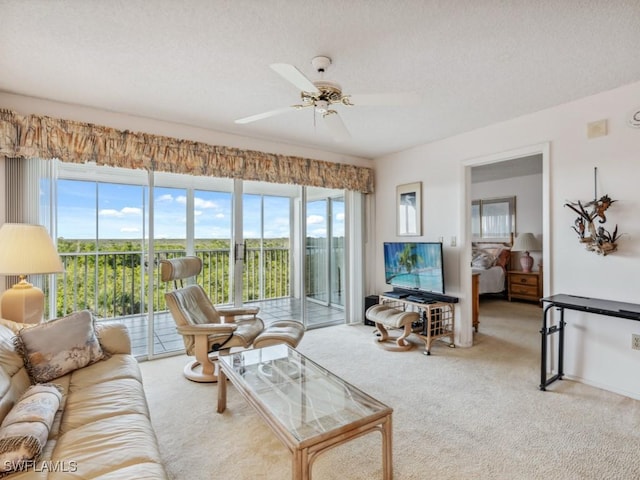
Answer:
471 250 496 269
14 310 105 383
0 383 62 475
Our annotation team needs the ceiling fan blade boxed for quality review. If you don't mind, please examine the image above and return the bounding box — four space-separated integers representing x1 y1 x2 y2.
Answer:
323 110 351 142
348 92 419 106
235 106 294 124
270 63 319 93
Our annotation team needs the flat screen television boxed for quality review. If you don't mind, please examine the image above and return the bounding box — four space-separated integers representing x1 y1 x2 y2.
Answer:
383 242 445 295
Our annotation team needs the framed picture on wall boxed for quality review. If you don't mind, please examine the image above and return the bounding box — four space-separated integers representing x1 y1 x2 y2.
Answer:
396 182 422 236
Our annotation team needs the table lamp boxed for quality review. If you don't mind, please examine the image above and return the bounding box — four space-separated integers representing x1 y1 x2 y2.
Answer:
0 223 64 324
511 232 541 273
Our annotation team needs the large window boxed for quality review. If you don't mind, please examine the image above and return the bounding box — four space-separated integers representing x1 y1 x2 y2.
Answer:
305 188 345 315
472 196 516 241
31 160 360 359
56 178 147 318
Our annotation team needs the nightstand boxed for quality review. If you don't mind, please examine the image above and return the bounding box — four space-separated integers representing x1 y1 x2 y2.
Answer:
508 269 542 304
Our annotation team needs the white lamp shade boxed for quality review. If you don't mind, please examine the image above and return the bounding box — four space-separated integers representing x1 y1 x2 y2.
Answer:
511 232 541 273
511 233 541 253
0 223 64 275
0 223 63 324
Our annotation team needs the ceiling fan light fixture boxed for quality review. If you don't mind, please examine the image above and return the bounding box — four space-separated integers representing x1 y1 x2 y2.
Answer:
314 100 329 114
236 54 414 143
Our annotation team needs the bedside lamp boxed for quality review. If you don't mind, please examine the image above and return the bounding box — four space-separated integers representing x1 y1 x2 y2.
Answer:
0 223 64 324
511 232 541 273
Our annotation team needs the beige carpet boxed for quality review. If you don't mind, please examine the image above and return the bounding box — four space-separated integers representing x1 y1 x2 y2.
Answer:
139 298 640 479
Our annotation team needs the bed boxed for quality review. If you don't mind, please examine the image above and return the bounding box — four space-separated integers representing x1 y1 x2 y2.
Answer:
471 242 511 295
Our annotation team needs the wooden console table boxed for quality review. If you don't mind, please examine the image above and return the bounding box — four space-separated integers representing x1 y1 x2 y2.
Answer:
540 294 640 391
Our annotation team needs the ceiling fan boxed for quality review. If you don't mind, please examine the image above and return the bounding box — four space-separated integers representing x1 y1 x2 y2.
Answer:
235 56 417 142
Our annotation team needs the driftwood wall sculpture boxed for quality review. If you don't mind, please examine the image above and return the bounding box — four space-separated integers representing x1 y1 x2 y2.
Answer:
564 168 620 256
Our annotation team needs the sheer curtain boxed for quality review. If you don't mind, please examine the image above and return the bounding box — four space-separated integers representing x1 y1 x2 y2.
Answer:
345 190 365 324
3 157 58 317
471 196 515 241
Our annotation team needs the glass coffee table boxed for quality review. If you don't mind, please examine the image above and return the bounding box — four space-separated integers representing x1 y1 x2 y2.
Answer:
217 344 393 479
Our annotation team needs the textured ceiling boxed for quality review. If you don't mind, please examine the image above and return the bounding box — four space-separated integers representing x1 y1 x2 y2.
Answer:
1 1 639 159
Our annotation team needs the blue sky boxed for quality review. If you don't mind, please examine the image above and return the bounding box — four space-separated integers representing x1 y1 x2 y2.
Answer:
55 180 343 239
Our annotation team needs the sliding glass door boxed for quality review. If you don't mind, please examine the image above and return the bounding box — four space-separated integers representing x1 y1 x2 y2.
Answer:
151 185 187 355
306 198 329 304
193 189 233 305
50 162 355 357
242 192 292 303
330 197 345 308
305 188 345 327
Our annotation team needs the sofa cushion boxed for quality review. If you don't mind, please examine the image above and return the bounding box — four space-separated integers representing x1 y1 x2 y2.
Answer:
0 384 62 476
14 311 105 384
60 355 147 433
0 326 34 432
52 413 165 478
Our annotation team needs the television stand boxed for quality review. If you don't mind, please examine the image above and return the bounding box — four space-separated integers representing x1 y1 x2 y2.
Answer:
388 288 460 304
378 294 456 355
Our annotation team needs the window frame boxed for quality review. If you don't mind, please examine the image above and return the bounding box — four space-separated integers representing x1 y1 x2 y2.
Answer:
471 196 516 242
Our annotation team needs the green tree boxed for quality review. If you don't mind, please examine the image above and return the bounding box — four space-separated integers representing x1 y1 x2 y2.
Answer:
397 243 422 274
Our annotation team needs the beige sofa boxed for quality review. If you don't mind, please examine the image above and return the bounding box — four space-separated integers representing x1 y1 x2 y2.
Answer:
0 318 167 479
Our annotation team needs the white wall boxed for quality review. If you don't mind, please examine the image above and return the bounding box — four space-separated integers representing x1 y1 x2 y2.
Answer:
373 80 640 400
472 172 543 270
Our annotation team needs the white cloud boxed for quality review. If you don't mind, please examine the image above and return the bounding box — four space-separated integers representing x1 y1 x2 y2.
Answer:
120 227 140 233
99 207 141 217
99 208 120 217
336 212 345 221
156 194 173 202
194 210 203 216
307 215 325 225
215 213 225 219
174 196 217 209
194 197 218 209
121 207 142 215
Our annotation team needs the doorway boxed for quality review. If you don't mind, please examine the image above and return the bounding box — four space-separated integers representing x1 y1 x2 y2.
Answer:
461 143 550 347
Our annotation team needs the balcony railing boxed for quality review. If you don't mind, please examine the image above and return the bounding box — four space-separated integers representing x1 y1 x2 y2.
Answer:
55 247 290 319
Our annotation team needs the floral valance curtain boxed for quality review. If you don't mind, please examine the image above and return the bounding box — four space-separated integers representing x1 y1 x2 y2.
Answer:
0 109 374 193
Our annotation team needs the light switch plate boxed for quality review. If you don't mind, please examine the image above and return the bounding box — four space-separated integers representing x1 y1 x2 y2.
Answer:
587 119 608 139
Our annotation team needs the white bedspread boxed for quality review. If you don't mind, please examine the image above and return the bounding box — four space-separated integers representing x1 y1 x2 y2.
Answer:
472 266 506 294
